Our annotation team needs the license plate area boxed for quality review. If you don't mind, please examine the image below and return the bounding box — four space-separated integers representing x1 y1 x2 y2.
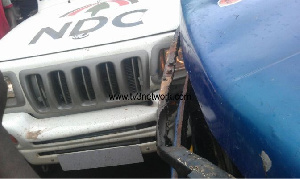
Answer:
58 145 144 171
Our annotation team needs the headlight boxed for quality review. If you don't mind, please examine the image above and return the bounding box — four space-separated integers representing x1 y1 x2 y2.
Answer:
159 48 185 75
158 49 167 78
175 47 185 71
150 46 187 85
2 72 25 108
4 77 15 98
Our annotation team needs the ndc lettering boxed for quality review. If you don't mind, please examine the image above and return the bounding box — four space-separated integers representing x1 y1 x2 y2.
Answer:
29 9 148 44
70 16 108 37
112 9 147 27
29 22 72 44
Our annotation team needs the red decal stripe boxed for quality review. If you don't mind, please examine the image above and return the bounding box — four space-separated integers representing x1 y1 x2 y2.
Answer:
68 4 96 16
109 0 129 6
218 0 242 7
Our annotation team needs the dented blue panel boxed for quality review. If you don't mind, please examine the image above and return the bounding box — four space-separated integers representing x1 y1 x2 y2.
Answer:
180 0 300 177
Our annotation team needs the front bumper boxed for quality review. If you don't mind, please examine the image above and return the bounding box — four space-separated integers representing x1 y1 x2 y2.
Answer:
3 100 158 165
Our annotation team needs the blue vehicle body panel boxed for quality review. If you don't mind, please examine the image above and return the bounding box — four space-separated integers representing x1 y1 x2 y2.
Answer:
180 0 300 177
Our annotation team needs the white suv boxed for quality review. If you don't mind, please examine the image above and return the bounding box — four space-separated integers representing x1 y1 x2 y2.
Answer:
0 0 180 171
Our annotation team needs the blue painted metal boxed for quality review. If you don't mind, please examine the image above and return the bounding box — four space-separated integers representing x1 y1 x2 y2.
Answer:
180 0 300 177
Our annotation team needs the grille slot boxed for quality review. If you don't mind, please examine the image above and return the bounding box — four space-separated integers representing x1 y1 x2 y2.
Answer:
26 74 49 109
123 57 141 93
50 71 72 106
74 67 95 101
99 62 120 96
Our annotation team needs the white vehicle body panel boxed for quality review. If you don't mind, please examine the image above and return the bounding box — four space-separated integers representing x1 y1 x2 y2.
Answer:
0 0 179 61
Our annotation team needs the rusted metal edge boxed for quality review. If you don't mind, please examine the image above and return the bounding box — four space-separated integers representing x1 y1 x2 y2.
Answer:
156 29 233 178
157 28 180 148
175 73 188 147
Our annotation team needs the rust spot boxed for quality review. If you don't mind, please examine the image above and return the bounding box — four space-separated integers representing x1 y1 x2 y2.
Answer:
26 130 42 139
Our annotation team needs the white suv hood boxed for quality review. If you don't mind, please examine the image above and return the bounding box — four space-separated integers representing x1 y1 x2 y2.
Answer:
0 0 179 61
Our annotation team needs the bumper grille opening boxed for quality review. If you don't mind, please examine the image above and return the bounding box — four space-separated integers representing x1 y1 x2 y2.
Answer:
123 57 142 93
33 121 156 145
26 74 49 109
38 137 155 156
74 67 95 102
99 62 120 97
50 71 72 106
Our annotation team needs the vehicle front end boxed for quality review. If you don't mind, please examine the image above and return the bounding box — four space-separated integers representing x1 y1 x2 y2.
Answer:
1 0 183 170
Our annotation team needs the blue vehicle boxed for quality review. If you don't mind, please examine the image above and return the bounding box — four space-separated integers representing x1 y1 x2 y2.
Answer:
157 0 300 177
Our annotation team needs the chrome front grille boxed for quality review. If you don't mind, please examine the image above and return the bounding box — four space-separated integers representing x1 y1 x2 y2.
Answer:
20 51 149 118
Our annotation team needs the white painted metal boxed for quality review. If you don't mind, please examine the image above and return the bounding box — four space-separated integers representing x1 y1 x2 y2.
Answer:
3 99 158 164
0 0 180 61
